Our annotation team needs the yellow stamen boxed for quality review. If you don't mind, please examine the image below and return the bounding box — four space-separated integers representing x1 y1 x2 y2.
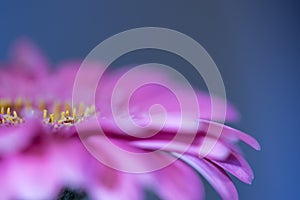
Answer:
49 114 54 123
6 115 12 121
0 98 96 127
43 110 47 119
61 111 65 120
54 102 60 120
13 111 18 118
72 108 77 118
65 110 70 117
7 107 11 115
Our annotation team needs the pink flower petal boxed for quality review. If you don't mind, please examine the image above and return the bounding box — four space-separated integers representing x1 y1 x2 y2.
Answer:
177 154 239 200
130 137 231 161
0 118 41 156
211 149 254 184
9 38 49 78
199 120 261 150
148 159 204 200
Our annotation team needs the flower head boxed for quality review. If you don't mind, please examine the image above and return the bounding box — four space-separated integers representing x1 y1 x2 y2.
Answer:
0 39 260 200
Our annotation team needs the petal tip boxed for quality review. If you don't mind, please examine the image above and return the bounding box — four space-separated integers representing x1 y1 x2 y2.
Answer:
252 139 261 151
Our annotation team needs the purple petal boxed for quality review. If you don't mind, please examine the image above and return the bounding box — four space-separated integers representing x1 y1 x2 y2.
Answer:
130 137 231 161
200 120 261 150
176 154 239 200
211 150 254 184
9 38 49 78
0 118 41 156
96 67 239 125
145 159 204 200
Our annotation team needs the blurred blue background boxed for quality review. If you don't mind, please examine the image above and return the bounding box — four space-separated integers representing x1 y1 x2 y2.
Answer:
0 0 299 199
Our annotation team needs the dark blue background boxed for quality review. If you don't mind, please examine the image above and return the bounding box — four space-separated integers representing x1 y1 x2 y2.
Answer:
1 1 299 199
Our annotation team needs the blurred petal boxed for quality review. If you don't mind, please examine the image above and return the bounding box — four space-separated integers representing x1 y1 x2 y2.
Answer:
150 159 204 200
177 154 238 200
9 38 49 78
0 118 41 156
211 149 254 184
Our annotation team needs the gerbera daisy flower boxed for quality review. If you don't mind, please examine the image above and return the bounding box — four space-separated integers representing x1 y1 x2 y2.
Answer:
0 39 260 200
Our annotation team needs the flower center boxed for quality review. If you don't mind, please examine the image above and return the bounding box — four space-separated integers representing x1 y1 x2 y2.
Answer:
0 107 23 125
0 98 95 127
